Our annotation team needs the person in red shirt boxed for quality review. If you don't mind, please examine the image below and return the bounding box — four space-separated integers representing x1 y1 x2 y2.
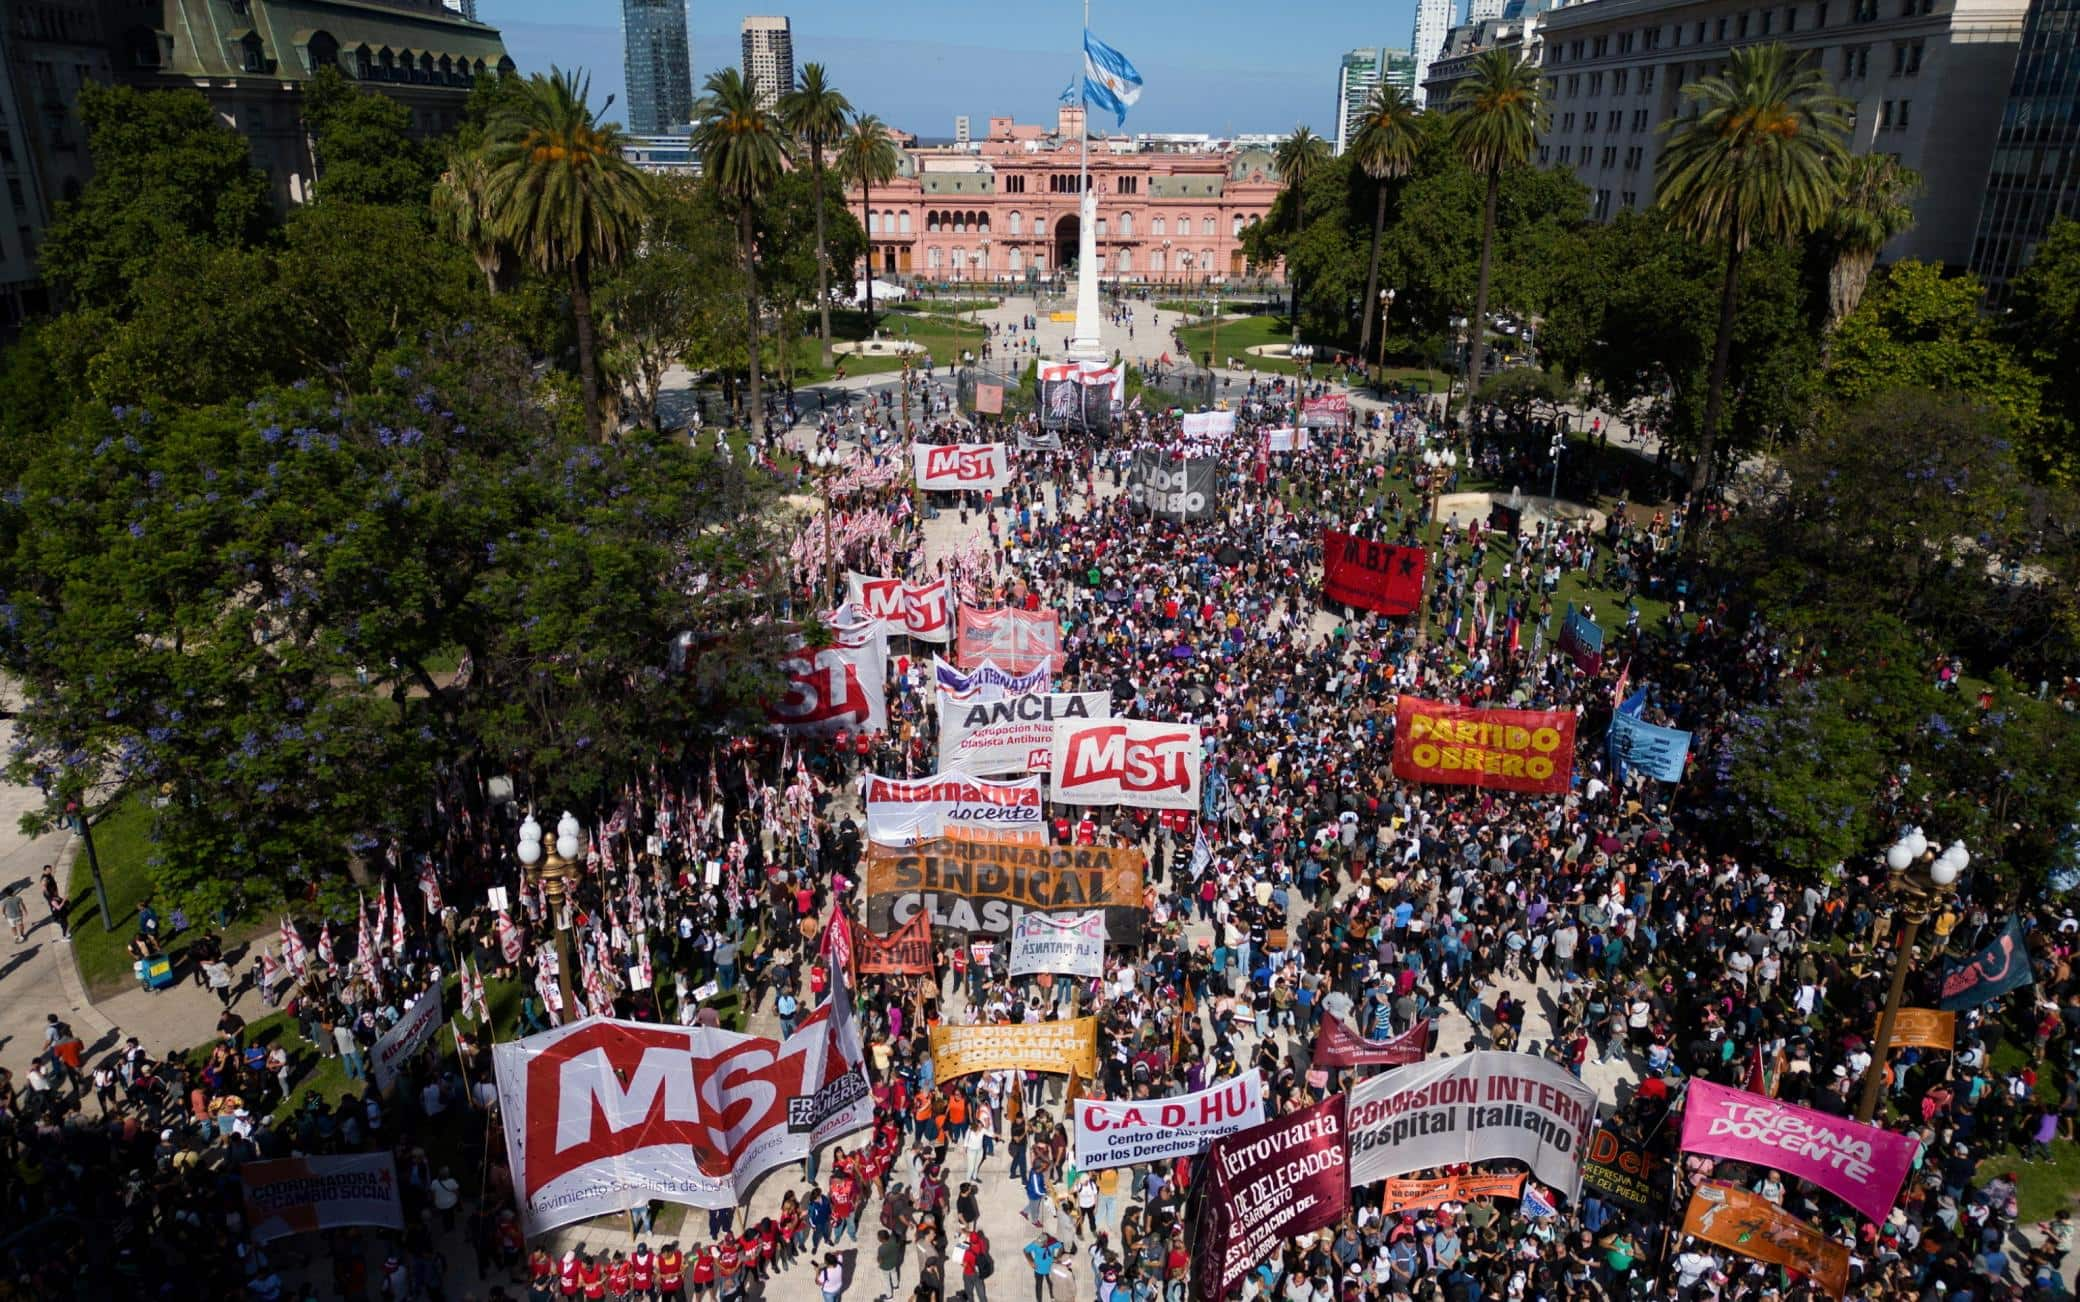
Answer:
714 1234 741 1294
829 1168 861 1242
685 1243 711 1299
657 1244 687 1300
606 1251 632 1302
559 1250 583 1298
530 1248 555 1302
580 1254 607 1302
629 1246 655 1301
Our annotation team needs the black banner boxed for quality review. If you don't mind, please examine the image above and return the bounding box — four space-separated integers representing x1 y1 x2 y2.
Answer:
1127 450 1218 522
1039 377 1113 435
1580 1126 1660 1209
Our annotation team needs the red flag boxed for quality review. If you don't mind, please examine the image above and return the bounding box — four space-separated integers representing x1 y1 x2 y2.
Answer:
1746 1043 1768 1097
821 905 857 981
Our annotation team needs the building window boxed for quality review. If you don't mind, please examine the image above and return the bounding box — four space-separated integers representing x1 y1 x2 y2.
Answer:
1232 213 1245 237
1614 69 1629 94
868 212 879 234
1585 111 1598 132
1153 216 1165 236
1854 0 1877 20
1895 98 1910 128
1893 39 1923 76
1589 72 1603 96
1004 174 1024 194
1559 144 1572 164
927 212 940 232
1603 146 1617 168
898 211 911 233
1095 218 1107 237
1149 251 1163 273
1118 176 1137 195
1641 67 1655 94
1120 212 1133 236
1785 6 1798 31
1816 1 1829 26
1009 248 1023 272
1116 248 1131 272
1009 211 1022 234
1201 216 1214 236
1539 145 1551 164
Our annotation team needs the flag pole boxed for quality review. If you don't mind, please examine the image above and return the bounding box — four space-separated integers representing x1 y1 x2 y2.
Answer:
1080 0 1091 199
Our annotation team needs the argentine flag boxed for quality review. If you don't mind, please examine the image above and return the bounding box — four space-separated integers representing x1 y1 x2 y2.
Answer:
1083 30 1143 127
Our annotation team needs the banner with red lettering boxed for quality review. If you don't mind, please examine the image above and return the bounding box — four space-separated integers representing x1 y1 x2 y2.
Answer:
1311 1015 1430 1067
957 604 1064 676
767 624 888 735
913 442 1011 491
243 1153 406 1242
845 573 952 643
1347 1051 1597 1197
863 772 1045 844
1071 1069 1266 1171
1194 1095 1350 1302
1322 529 1426 616
1048 718 1203 811
1300 394 1351 429
1391 696 1575 795
857 913 935 975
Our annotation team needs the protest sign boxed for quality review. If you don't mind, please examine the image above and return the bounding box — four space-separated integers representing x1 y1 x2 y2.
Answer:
1580 1126 1662 1209
973 382 1004 415
1260 427 1311 454
1683 1182 1851 1298
1311 1016 1429 1067
845 573 953 643
1559 603 1605 674
1391 697 1576 796
1049 718 1203 811
1180 409 1238 439
1378 1173 1528 1215
1608 710 1691 782
1194 1096 1350 1302
371 986 443 1092
1347 1051 1598 1198
1008 909 1107 978
1072 1070 1266 1172
913 443 1011 491
929 1017 1097 1081
1678 1079 1915 1225
1937 918 2034 1011
932 655 1051 702
937 690 1111 775
863 772 1045 844
767 624 887 735
1321 529 1427 616
863 837 1146 941
956 605 1064 676
1878 1007 1956 1050
243 1153 406 1242
856 914 934 975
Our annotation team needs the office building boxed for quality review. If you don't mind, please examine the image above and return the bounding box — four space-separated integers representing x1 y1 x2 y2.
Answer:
622 0 693 134
1336 48 1419 154
1470 0 1510 19
955 115 972 144
1535 0 2027 262
1411 0 1457 106
1425 20 1536 106
741 15 794 109
1971 0 2080 293
442 0 479 18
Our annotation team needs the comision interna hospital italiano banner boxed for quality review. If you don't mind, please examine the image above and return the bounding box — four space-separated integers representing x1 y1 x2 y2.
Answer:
1348 1051 1598 1198
1391 697 1576 796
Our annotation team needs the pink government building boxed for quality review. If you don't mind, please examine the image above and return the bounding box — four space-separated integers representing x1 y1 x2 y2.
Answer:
848 107 1287 285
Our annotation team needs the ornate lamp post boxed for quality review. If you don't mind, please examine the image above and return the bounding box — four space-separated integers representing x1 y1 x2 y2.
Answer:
1857 827 1966 1123
517 811 580 1016
1414 446 1458 646
1376 288 1397 396
809 443 842 603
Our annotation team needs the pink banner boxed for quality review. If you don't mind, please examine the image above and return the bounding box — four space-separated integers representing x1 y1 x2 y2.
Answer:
956 604 1064 676
1678 1079 1915 1225
1311 1016 1429 1067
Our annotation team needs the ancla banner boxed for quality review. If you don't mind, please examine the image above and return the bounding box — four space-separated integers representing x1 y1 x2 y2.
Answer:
913 442 1011 491
1312 1015 1429 1068
863 772 1045 845
857 914 935 975
1321 529 1426 616
1194 1095 1350 1302
243 1153 406 1242
957 605 1064 676
929 1017 1098 1081
1348 1051 1597 1198
1391 696 1576 796
1008 909 1107 978
937 690 1111 775
1072 1069 1266 1172
1049 718 1204 811
846 573 952 643
371 986 443 1092
1684 1183 1851 1299
1678 1079 1915 1225
1937 917 2034 1011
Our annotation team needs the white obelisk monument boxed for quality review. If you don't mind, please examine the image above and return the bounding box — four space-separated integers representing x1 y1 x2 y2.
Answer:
1067 0 1107 363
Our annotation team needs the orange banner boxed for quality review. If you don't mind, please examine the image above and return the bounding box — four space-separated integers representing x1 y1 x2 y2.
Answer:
1380 1173 1528 1214
1682 1183 1849 1299
1391 696 1575 795
1878 1008 1955 1050
858 914 935 975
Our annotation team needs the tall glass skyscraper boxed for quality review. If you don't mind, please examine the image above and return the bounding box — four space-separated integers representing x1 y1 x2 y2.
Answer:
622 0 693 135
1971 0 2080 296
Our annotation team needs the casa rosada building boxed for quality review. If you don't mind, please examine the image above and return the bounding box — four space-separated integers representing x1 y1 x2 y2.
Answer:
847 107 1287 284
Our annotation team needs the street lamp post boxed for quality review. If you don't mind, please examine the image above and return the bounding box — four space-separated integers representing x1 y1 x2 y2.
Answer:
809 444 841 604
1377 288 1397 396
1857 827 1966 1123
1450 316 1470 418
1414 446 1458 646
516 811 580 1017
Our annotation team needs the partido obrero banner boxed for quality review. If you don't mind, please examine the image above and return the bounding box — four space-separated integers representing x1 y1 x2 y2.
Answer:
1071 1070 1266 1172
937 689 1111 775
1677 1079 1915 1225
242 1153 406 1242
930 1017 1098 1080
913 442 1011 491
1049 718 1204 811
863 836 1146 941
1194 1095 1350 1302
1391 696 1576 796
862 772 1046 844
1008 909 1107 978
1347 1051 1598 1198
845 573 952 643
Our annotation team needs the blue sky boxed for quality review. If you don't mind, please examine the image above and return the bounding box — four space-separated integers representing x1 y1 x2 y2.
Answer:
482 0 1425 136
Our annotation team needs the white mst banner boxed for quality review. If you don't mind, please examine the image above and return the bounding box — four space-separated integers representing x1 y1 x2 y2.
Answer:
845 573 952 643
1072 1069 1267 1172
1048 718 1203 810
913 443 1011 491
1008 909 1107 978
862 772 1046 845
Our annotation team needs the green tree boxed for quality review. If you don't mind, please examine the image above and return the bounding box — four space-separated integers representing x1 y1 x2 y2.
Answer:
838 113 901 328
484 68 651 442
1349 83 1423 366
1823 260 2041 436
1816 152 1919 332
597 178 729 432
432 146 506 294
1447 49 1544 421
1655 43 1848 501
2004 217 2080 483
778 63 854 369
37 83 273 309
693 68 792 434
1272 126 1331 343
302 66 439 207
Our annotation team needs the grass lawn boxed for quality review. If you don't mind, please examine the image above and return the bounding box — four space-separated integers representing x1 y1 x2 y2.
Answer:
784 308 986 385
886 299 999 318
1175 314 1341 376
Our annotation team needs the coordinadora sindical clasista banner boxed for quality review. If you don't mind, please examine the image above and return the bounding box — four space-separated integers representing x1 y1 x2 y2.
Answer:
1391 696 1576 796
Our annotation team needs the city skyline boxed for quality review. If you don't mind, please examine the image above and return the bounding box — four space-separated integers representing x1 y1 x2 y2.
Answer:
485 0 1429 135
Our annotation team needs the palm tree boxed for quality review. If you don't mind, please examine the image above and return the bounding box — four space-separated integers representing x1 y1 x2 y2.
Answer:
1658 43 1849 500
1448 49 1544 424
837 113 901 330
1819 153 1920 331
1349 84 1423 365
1273 125 1331 344
432 146 504 295
778 64 854 368
693 68 792 437
483 68 650 442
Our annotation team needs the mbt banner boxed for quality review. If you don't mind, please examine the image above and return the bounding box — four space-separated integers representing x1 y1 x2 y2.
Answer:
929 1017 1097 1081
1348 1051 1598 1198
1878 1007 1956 1050
1311 1015 1429 1067
1391 697 1576 796
1580 1126 1663 1209
1072 1070 1266 1172
1008 909 1107 978
957 605 1064 676
1126 450 1218 523
371 986 443 1092
492 1005 871 1235
1321 529 1427 616
845 573 952 643
1195 1096 1350 1302
932 655 1051 703
1049 718 1203 811
1684 1183 1851 1299
767 624 888 735
863 837 1146 941
243 1153 406 1243
857 914 935 975
937 690 1111 775
1678 1079 1915 1225
863 773 1045 845
913 442 1011 491
1379 1173 1527 1215
1937 917 2034 1011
